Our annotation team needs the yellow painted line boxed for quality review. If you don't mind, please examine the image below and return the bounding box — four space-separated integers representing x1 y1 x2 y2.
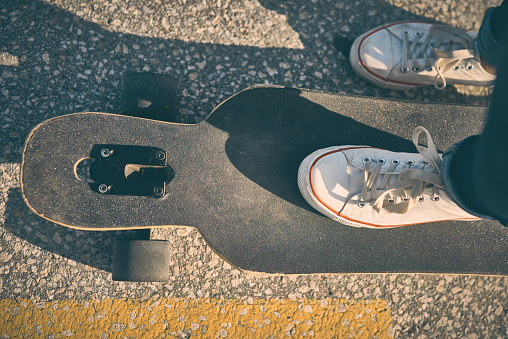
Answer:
1 298 392 338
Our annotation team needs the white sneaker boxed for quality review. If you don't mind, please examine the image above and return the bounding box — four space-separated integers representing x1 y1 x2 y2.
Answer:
297 127 480 228
349 21 496 90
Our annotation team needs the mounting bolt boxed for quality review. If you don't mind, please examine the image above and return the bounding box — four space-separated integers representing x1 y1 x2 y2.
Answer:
154 186 164 197
98 184 109 194
101 149 111 158
155 151 166 161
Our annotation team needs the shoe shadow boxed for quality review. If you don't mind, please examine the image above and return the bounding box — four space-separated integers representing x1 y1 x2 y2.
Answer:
208 85 418 212
201 85 507 274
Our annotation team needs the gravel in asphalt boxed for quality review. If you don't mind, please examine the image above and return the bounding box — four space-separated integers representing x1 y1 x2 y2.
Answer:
1 0 506 337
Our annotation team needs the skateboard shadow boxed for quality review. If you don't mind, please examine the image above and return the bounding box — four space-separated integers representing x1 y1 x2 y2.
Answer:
3 187 118 272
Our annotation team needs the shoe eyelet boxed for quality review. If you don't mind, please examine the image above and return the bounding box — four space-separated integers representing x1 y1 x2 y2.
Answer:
412 67 421 72
421 160 429 165
392 159 400 164
363 157 370 162
357 202 366 208
432 196 440 202
419 197 425 202
453 65 460 70
406 160 415 166
378 159 386 164
466 65 473 70
388 199 395 203
400 67 409 73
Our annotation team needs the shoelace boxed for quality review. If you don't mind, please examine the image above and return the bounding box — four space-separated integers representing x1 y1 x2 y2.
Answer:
357 127 443 215
400 25 479 90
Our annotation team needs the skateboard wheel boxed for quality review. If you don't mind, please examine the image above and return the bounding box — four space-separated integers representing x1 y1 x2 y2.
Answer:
112 239 170 282
121 72 178 122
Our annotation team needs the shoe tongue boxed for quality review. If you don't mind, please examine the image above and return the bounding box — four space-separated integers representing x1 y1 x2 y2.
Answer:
347 160 364 200
343 149 375 199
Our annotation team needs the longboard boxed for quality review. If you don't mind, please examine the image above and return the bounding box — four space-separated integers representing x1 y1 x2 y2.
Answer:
21 85 508 276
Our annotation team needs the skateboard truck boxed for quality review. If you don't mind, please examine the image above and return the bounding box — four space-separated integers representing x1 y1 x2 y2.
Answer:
88 144 175 198
89 145 174 281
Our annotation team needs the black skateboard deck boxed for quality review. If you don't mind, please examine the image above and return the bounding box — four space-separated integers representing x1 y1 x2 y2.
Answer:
21 85 508 275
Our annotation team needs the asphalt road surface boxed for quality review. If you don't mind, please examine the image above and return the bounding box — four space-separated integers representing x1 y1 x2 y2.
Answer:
0 0 506 337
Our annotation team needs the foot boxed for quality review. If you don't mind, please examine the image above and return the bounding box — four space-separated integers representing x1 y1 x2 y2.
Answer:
349 21 496 90
297 127 480 228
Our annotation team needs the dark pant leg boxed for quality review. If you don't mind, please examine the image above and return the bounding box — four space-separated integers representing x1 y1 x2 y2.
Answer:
443 2 508 224
491 0 508 42
478 0 508 68
468 2 508 222
470 31 508 223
